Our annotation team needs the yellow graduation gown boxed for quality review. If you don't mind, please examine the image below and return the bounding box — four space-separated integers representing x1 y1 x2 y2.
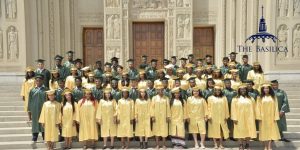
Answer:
116 98 134 137
20 78 35 111
231 79 242 91
138 80 148 89
49 80 59 90
169 99 186 137
83 83 96 89
38 101 61 142
207 96 230 139
135 99 152 137
195 78 206 91
82 77 88 87
214 79 224 88
231 96 256 139
76 99 98 141
186 96 207 134
180 80 189 90
247 70 265 90
151 95 171 137
154 80 163 89
62 102 78 137
96 99 117 137
65 75 76 90
256 96 280 141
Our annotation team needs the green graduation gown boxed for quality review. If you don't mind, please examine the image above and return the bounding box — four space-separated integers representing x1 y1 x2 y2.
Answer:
94 69 104 78
55 87 65 103
239 64 253 82
63 61 74 69
220 65 229 76
146 67 157 81
222 88 237 132
147 88 157 99
274 89 290 132
129 88 139 101
55 65 70 79
203 88 214 100
248 88 260 100
163 88 172 99
91 86 103 101
35 69 51 88
72 86 85 102
28 86 48 133
128 68 139 79
111 88 122 101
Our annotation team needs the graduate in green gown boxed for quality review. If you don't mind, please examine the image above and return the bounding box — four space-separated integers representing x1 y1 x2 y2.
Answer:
220 57 229 76
202 78 215 100
35 59 51 88
55 78 67 103
271 80 291 142
186 76 197 97
28 74 48 142
139 55 149 70
222 78 237 140
63 51 75 69
245 80 260 100
111 78 122 101
171 56 179 75
72 77 85 102
146 59 158 81
146 80 157 99
74 59 83 77
162 78 172 98
54 55 70 79
228 52 241 70
94 61 104 78
239 55 253 82
127 59 139 79
91 77 104 101
129 77 139 101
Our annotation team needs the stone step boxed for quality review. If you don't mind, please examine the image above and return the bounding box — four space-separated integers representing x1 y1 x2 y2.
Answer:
287 125 300 132
290 108 300 113
0 140 298 150
0 106 24 111
284 132 300 139
0 97 22 102
0 134 42 142
0 101 24 106
286 113 300 119
0 116 28 122
0 121 29 128
286 119 300 125
0 127 31 134
0 111 26 116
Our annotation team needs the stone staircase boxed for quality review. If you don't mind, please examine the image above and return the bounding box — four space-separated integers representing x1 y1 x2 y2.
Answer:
0 81 299 149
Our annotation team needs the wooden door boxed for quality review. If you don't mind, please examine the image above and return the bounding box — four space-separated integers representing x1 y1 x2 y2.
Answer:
83 28 104 66
193 27 214 62
133 22 164 69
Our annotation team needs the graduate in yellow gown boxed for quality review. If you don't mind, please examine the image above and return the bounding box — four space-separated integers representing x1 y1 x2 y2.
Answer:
39 90 61 150
230 69 242 90
61 89 78 149
116 87 135 149
83 72 96 89
151 84 171 149
247 62 265 91
137 70 148 89
135 88 152 149
212 69 224 89
195 67 207 90
256 83 280 150
96 88 117 149
169 87 187 149
65 67 77 90
20 67 36 113
76 89 98 149
186 86 208 149
207 85 230 149
231 84 256 150
49 70 60 90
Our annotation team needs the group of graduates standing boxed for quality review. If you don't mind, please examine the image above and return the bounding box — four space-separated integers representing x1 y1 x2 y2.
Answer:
20 51 290 150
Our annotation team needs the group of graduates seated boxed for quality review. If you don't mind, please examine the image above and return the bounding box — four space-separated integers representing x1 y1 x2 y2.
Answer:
21 51 290 150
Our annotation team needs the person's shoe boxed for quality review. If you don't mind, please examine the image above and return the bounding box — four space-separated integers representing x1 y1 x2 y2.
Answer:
282 138 291 142
239 144 244 150
110 146 114 149
140 142 143 149
143 142 148 149
103 145 107 149
200 143 206 149
194 144 199 148
229 137 237 141
245 143 249 149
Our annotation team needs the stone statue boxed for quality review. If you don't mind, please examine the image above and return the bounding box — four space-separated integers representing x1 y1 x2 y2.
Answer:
294 0 300 16
5 0 17 19
278 0 289 17
277 25 288 58
106 0 119 7
7 26 18 60
113 15 120 39
177 15 184 38
107 15 114 39
107 47 120 59
293 24 300 57
0 30 3 59
184 16 190 38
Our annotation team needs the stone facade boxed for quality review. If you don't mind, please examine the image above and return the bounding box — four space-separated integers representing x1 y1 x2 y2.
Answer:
0 0 300 82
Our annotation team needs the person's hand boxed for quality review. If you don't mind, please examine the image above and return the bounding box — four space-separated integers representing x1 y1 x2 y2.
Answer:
130 120 134 124
42 123 45 128
233 120 238 124
280 111 285 117
73 121 76 126
117 119 120 124
97 119 102 125
22 96 25 101
76 121 80 125
204 117 208 122
166 117 171 123
135 118 138 123
186 118 190 123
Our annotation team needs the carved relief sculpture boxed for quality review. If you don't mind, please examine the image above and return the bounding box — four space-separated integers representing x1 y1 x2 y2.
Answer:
113 15 120 39
107 47 121 59
7 26 18 60
107 15 120 39
132 0 166 9
277 25 289 58
106 0 119 7
5 0 17 19
278 0 289 17
177 14 190 39
294 0 300 16
293 24 300 57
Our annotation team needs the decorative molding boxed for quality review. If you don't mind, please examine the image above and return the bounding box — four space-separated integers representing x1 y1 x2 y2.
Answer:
5 0 17 19
78 13 104 23
293 24 300 57
0 29 3 59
